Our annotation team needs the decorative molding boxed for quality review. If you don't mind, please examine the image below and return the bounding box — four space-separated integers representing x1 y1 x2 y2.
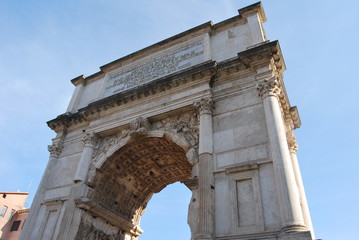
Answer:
194 97 214 115
48 138 64 158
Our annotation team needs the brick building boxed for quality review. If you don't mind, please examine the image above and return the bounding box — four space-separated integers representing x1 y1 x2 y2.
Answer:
0 192 29 240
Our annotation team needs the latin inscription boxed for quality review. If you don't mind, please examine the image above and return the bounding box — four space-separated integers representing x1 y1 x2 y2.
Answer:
103 41 204 97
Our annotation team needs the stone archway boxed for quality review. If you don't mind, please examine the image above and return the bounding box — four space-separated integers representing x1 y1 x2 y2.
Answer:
75 114 199 240
22 4 314 239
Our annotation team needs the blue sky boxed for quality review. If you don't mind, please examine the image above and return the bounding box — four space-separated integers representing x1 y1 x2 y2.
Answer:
0 1 358 239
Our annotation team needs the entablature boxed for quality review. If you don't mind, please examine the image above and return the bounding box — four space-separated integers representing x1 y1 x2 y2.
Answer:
48 40 300 134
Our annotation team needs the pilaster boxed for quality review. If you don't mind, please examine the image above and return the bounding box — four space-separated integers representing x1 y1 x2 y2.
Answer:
20 137 64 240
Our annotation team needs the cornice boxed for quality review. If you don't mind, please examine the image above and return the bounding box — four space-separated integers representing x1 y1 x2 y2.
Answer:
238 2 266 23
70 75 86 86
238 40 286 73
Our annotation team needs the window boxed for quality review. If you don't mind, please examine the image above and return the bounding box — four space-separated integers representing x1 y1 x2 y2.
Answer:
0 206 8 217
9 209 15 220
10 220 21 232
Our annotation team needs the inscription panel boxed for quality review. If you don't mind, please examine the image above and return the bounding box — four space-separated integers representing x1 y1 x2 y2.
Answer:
104 40 204 97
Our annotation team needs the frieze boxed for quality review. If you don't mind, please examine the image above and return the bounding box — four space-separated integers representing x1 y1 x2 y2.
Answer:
104 41 204 97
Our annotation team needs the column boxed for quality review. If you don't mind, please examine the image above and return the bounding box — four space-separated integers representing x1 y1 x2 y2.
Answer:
194 97 214 240
20 138 64 239
74 131 98 183
287 132 315 237
256 77 306 231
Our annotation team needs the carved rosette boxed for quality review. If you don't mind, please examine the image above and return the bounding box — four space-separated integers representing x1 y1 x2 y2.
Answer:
256 77 281 99
286 130 298 152
82 131 98 148
194 97 214 115
48 139 64 158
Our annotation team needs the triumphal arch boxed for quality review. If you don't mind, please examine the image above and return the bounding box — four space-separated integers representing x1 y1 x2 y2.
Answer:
22 3 314 240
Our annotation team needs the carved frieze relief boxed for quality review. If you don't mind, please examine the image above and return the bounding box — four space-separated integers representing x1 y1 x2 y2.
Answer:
75 213 125 240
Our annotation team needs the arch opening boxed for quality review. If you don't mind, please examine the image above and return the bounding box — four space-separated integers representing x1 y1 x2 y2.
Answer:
88 136 193 239
140 182 191 240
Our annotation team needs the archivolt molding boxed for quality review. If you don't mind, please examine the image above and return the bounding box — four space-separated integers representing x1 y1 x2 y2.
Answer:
90 110 199 173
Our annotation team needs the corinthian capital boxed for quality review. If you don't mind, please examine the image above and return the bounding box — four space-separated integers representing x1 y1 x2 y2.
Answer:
256 77 281 99
48 139 64 158
194 97 214 115
82 131 98 148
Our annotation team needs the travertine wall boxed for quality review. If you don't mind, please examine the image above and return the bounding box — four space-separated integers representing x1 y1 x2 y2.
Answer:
21 3 313 240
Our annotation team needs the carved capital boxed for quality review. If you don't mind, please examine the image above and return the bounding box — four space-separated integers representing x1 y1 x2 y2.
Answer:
129 117 150 138
256 77 281 99
286 131 298 152
194 97 214 115
48 139 64 158
82 131 98 148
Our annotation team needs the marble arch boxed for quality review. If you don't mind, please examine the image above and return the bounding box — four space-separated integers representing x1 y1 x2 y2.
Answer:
22 3 314 240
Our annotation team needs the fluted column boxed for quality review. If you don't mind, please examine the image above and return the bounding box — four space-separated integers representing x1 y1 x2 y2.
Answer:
20 138 64 239
194 97 214 240
256 77 305 231
74 131 98 183
287 132 315 237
